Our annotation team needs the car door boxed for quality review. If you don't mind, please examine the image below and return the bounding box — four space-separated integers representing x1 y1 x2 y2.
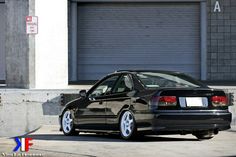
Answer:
76 75 120 130
105 74 134 130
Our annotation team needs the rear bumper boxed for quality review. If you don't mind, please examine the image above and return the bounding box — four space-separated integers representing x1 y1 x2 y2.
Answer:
136 110 232 132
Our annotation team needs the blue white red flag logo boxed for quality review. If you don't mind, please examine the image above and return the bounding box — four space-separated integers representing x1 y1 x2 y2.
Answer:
13 137 33 152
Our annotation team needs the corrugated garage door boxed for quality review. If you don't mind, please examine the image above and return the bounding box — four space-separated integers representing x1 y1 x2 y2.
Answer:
77 3 200 81
0 3 6 82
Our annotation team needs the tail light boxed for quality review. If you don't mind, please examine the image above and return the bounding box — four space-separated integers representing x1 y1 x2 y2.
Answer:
211 96 227 106
150 96 177 108
159 96 177 106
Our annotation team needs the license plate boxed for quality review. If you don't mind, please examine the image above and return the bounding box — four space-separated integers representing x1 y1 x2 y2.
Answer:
185 97 208 107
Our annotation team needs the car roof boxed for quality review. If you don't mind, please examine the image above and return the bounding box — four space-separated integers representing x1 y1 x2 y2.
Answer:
114 70 182 75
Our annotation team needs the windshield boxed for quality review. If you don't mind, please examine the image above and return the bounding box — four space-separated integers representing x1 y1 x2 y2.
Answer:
136 72 206 88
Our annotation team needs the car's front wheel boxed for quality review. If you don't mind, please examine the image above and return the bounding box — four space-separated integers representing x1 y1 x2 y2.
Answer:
120 111 137 140
61 110 78 136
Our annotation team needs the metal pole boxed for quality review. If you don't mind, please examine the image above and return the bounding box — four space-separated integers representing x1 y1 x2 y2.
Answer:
70 2 78 81
200 1 207 80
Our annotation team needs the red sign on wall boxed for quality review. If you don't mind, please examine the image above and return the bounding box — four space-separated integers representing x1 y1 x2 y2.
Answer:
26 16 38 34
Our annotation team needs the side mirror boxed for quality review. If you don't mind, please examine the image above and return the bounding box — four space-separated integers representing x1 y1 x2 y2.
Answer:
79 90 87 98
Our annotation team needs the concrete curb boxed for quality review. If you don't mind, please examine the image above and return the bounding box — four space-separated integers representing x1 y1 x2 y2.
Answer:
0 89 80 137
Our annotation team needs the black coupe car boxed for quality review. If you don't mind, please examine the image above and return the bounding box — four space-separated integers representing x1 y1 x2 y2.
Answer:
59 70 232 140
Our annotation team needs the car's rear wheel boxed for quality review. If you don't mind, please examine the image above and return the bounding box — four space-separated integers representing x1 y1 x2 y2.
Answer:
61 110 78 136
120 111 137 140
193 131 214 140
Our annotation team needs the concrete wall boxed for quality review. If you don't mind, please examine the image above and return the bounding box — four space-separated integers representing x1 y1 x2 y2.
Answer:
0 3 6 81
0 91 43 137
35 0 69 89
5 0 32 88
0 89 80 137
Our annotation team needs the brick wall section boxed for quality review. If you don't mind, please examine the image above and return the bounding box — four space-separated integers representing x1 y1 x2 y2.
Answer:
207 0 236 81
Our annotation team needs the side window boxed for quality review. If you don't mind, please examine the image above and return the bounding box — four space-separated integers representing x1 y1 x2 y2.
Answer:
89 75 119 98
113 75 133 93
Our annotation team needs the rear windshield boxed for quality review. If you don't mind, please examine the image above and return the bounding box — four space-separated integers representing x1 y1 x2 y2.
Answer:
136 72 206 88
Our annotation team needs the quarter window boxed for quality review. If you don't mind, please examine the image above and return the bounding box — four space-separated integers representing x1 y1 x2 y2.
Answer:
113 75 133 93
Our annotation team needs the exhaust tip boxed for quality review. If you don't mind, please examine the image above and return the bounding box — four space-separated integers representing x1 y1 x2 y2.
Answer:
214 129 219 135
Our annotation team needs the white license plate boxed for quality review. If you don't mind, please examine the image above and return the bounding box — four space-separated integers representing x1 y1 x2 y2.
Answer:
185 97 208 107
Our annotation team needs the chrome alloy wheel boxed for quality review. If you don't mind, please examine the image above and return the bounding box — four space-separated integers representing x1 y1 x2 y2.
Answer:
62 110 73 133
120 111 135 138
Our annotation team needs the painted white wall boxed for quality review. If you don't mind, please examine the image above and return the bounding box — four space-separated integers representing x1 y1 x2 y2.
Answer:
35 0 69 89
34 0 92 90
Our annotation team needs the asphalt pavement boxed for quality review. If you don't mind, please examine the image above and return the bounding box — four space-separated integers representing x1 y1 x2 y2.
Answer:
0 125 236 157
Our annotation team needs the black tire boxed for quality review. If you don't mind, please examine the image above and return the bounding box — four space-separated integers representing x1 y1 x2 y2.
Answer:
193 131 214 140
119 110 137 140
61 109 78 136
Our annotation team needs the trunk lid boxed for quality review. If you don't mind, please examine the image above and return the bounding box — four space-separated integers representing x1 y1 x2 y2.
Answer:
152 87 227 110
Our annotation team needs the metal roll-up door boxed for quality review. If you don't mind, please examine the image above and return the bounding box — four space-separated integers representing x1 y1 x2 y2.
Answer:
76 3 200 81
0 3 6 82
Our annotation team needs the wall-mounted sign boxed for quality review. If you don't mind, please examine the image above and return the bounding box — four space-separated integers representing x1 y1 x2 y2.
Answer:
26 16 38 34
214 1 221 12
